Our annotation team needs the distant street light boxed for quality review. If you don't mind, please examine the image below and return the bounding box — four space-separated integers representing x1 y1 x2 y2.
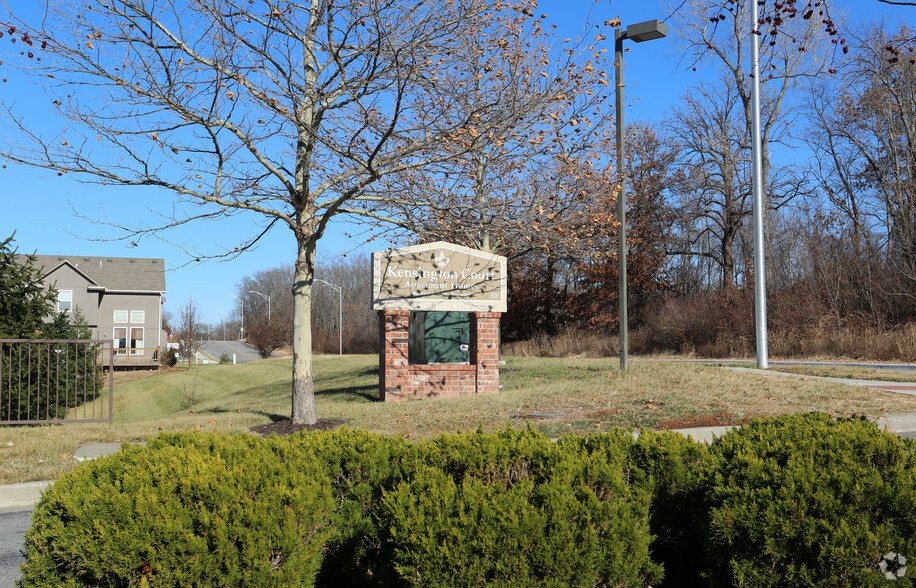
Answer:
314 278 343 355
615 19 667 371
249 290 271 322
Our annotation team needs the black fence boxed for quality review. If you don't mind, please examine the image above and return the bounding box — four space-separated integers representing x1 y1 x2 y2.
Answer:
0 339 114 424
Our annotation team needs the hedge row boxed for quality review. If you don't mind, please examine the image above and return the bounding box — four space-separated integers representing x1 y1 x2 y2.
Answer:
20 413 916 587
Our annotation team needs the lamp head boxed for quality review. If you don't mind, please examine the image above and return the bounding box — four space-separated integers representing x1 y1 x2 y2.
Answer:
625 19 667 43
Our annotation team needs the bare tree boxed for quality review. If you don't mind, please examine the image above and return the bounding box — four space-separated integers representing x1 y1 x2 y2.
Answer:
176 296 203 368
666 77 808 289
667 80 752 289
804 24 916 287
0 0 581 424
246 314 292 359
313 254 378 354
236 264 295 346
374 13 618 258
666 0 829 278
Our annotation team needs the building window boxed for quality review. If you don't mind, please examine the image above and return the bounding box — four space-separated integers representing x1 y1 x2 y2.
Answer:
130 327 144 355
130 310 145 324
58 290 72 313
113 310 129 323
114 327 127 355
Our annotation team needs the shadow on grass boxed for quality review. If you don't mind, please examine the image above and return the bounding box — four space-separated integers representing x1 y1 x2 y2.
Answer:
315 365 378 381
313 365 380 402
195 406 289 422
316 384 379 402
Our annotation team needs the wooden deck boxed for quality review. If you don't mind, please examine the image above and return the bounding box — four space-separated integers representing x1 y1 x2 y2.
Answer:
99 347 160 369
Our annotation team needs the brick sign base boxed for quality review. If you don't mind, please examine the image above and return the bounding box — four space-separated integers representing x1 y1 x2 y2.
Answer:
379 310 500 401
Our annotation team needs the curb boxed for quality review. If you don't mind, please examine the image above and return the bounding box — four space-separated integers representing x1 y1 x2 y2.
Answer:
0 442 146 511
0 481 50 511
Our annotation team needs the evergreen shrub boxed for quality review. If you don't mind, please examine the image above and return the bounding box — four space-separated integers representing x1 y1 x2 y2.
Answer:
25 416 916 587
702 413 916 587
621 430 710 586
161 346 178 367
380 427 661 587
0 231 103 420
287 429 420 586
22 434 336 587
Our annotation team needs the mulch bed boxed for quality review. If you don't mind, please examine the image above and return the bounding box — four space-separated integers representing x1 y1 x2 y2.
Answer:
249 419 348 437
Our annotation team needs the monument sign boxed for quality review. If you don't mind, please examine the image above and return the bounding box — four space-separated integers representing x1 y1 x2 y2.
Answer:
372 241 507 312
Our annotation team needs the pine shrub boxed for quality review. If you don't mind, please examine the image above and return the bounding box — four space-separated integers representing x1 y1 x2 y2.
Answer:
288 429 420 586
702 413 916 587
380 427 661 587
622 430 710 586
21 434 335 587
25 417 915 587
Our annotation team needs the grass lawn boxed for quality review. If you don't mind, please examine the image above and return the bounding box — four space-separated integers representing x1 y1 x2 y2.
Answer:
3 355 916 484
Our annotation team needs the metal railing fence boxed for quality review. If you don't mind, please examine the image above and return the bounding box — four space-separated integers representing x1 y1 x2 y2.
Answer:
0 339 113 425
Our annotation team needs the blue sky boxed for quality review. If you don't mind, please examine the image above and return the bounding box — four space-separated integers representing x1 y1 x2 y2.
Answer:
0 0 907 325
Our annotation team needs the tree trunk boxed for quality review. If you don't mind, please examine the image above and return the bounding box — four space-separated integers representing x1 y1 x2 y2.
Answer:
721 229 736 289
291 244 317 425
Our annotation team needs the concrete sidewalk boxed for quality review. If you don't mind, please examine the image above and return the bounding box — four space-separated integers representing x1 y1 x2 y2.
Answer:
727 366 916 396
0 442 147 512
672 412 916 445
665 367 916 443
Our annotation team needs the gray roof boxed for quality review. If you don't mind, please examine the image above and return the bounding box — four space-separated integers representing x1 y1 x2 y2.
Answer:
20 255 166 293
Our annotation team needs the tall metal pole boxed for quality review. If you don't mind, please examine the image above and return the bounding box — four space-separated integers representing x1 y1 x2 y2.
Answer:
750 1 769 368
338 287 342 355
612 20 666 371
615 29 628 371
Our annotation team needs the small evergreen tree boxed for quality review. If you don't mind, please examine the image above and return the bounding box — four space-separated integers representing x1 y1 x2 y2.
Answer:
0 234 102 420
0 233 60 338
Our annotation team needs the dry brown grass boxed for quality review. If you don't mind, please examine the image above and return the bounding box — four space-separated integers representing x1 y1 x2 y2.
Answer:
503 323 916 363
503 329 618 358
4 355 916 484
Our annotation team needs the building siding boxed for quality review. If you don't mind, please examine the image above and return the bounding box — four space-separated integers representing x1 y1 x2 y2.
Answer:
98 293 163 350
43 264 100 328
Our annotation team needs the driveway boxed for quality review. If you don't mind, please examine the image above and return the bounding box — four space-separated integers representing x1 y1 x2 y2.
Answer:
0 508 30 587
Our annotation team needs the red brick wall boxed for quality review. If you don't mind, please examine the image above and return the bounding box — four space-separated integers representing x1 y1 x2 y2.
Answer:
471 312 501 395
378 310 501 401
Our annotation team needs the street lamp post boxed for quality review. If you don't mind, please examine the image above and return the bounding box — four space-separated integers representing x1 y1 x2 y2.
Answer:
314 278 343 355
750 1 769 369
615 19 667 371
249 290 271 322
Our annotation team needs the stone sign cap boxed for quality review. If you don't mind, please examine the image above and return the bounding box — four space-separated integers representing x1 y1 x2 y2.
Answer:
372 241 507 312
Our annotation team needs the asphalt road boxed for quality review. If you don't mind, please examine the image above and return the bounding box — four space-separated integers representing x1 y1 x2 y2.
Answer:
0 508 30 587
199 340 276 363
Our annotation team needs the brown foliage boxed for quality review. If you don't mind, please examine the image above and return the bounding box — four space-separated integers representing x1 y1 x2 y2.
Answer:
246 317 293 359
